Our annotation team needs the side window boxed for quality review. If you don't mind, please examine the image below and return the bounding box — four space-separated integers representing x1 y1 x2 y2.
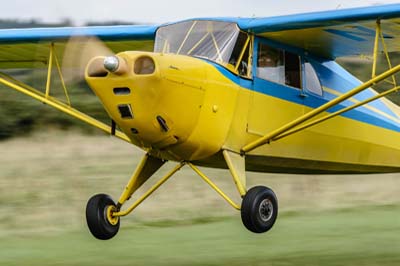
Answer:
304 61 323 96
256 43 285 84
256 43 301 89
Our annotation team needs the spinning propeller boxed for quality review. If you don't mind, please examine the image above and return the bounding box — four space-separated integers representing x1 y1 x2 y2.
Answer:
61 36 127 83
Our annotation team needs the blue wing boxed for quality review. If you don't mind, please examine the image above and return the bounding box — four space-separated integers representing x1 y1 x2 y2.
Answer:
0 25 157 68
0 25 156 42
235 4 400 59
0 4 399 68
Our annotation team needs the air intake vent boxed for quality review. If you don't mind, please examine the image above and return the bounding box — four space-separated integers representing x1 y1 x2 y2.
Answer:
118 104 133 119
113 87 131 95
134 56 155 75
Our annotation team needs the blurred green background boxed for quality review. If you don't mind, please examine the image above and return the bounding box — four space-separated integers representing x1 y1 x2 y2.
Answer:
1 132 400 266
0 20 400 266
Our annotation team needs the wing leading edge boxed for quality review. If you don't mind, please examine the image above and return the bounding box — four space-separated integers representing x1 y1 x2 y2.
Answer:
0 4 399 67
0 25 157 68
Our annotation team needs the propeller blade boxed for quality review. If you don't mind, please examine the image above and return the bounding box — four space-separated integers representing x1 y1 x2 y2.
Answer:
62 36 114 83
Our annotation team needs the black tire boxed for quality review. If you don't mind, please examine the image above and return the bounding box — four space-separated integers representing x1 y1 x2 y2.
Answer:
241 186 278 233
86 194 120 240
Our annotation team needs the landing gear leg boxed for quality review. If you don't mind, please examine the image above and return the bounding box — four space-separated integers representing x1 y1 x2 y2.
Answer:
85 153 167 240
223 150 278 233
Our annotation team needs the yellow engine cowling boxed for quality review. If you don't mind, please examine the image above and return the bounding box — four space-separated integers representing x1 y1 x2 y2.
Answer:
85 51 239 161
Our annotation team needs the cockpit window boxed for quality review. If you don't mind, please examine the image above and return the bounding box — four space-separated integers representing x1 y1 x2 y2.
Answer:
155 20 246 73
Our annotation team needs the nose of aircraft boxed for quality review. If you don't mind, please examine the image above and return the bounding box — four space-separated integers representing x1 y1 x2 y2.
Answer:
85 51 206 159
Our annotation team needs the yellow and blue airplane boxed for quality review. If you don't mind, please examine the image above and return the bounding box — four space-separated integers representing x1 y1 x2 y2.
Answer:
1 4 400 239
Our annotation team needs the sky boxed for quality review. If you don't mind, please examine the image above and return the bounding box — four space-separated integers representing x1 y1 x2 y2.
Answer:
1 0 399 25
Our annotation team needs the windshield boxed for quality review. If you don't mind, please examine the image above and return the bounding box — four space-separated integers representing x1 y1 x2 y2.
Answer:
154 20 240 65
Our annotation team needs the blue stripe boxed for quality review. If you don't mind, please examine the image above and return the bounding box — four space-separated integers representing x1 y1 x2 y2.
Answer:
254 36 400 121
305 92 400 133
206 60 400 133
205 61 253 90
314 60 399 119
252 36 398 119
255 78 400 133
207 34 399 125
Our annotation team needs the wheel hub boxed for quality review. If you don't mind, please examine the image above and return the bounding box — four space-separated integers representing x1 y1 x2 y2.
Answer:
259 198 273 222
106 205 119 226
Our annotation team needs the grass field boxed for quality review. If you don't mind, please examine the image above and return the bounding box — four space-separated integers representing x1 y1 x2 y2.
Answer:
0 131 400 265
1 206 400 266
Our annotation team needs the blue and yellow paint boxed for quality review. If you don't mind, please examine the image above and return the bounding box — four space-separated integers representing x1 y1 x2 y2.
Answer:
86 43 400 174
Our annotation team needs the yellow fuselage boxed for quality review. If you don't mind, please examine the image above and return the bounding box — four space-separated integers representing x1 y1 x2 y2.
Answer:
86 52 400 174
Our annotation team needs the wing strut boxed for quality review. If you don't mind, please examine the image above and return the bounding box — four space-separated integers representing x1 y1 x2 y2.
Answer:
241 63 400 153
273 85 400 142
372 20 397 87
242 20 400 153
0 43 131 143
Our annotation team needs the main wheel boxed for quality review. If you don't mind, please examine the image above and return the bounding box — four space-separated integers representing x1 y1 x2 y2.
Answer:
241 186 278 233
86 193 120 240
